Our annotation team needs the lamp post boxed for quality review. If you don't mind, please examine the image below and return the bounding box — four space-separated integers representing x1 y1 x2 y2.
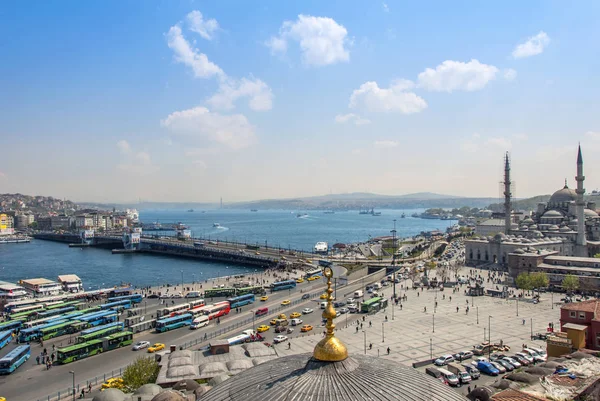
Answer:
516 297 519 317
180 270 184 292
488 316 492 359
430 338 433 359
69 371 75 401
251 310 255 332
530 318 533 339
476 306 479 324
432 313 435 333
363 330 367 354
382 321 385 343
144 301 147 315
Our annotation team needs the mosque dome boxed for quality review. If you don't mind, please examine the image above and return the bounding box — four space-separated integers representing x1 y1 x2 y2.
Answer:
584 209 599 218
135 384 163 396
549 184 577 205
151 389 187 401
559 226 572 232
548 225 560 231
541 210 564 219
92 389 127 401
493 233 506 242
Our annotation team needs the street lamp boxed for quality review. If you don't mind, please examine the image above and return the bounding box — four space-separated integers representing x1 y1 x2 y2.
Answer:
516 297 519 317
180 270 184 292
382 321 385 343
430 338 433 359
69 371 75 401
432 313 435 333
363 330 367 354
488 316 492 359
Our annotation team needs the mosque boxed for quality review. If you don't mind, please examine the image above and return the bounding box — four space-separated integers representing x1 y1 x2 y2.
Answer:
466 146 600 268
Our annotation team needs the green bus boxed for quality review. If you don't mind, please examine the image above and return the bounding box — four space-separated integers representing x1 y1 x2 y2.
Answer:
76 306 102 315
67 321 89 333
56 331 133 364
360 297 388 314
236 286 265 296
9 310 41 322
204 287 236 298
45 301 81 310
40 321 75 340
77 323 124 344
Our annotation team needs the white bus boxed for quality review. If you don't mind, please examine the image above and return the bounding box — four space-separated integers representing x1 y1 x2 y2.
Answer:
188 299 205 310
159 303 190 318
190 315 209 330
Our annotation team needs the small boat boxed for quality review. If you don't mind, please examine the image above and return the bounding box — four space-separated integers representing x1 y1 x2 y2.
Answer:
187 209 194 212
401 213 406 218
213 223 221 228
250 209 258 212
323 210 335 214
297 213 308 218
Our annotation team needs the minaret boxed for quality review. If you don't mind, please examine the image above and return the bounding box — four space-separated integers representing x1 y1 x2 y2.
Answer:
503 152 512 235
575 145 587 254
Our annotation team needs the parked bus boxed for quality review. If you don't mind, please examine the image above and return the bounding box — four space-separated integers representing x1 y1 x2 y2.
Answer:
227 294 255 309
100 300 132 311
23 315 67 329
108 287 134 298
56 331 133 364
77 322 124 343
159 303 190 318
107 294 143 304
42 301 64 309
0 320 23 333
187 299 205 310
189 305 212 317
34 306 76 320
0 345 30 374
227 333 251 345
270 280 297 292
0 330 13 350
76 306 102 316
45 300 81 310
18 320 69 342
77 311 117 327
40 321 76 340
4 299 38 313
360 297 388 314
236 286 265 296
204 287 236 298
68 321 90 333
305 268 323 278
205 301 231 320
9 304 45 319
155 313 193 332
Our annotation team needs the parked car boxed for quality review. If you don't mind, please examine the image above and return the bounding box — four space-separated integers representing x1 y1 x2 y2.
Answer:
132 341 150 351
515 352 534 364
301 294 310 300
347 298 355 304
273 335 288 344
496 359 514 371
458 371 472 384
502 357 521 368
434 355 455 366
454 351 473 361
476 361 499 376
339 307 349 314
302 307 314 314
489 361 506 374
511 354 530 366
462 365 480 379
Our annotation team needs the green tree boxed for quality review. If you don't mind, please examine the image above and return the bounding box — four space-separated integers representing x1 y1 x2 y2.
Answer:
515 273 532 291
561 275 579 294
530 272 550 293
122 356 160 391
594 253 600 259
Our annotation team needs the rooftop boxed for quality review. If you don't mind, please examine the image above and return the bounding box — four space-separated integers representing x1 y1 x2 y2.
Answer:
538 263 600 274
544 255 600 264
562 323 589 331
491 388 546 401
57 274 82 283
20 278 57 286
0 280 25 290
561 299 600 315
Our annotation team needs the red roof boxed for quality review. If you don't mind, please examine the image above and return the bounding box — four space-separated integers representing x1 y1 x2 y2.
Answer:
561 300 600 319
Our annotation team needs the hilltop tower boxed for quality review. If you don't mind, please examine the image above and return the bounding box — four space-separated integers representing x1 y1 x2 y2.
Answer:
575 145 587 255
503 152 512 235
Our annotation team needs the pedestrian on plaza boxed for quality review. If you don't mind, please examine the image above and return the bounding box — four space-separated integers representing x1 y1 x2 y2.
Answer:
417 292 419 297
288 342 291 349
36 355 40 365
88 383 92 393
356 326 359 333
387 347 390 355
362 316 366 322
369 321 372 327
456 306 459 313
52 344 55 351
424 306 427 313
400 304 403 310
467 386 471 394
43 348 47 355
360 323 363 329
450 296 452 302
522 319 525 325
369 343 373 350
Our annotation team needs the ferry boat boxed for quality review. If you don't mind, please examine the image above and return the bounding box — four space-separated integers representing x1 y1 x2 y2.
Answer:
0 236 31 244
314 242 329 254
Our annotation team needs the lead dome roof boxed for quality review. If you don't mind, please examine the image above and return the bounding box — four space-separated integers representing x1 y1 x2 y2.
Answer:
199 353 467 401
549 185 577 205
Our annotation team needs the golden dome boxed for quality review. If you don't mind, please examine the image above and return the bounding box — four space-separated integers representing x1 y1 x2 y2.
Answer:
313 267 348 362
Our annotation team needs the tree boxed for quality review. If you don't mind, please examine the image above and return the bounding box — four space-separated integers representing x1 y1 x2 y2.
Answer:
530 272 550 293
594 253 600 259
122 356 160 391
515 273 532 292
562 274 580 294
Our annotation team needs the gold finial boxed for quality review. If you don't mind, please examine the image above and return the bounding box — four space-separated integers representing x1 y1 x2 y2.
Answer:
313 266 348 362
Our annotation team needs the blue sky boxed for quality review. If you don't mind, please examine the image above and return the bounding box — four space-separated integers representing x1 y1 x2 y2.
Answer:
1 1 599 203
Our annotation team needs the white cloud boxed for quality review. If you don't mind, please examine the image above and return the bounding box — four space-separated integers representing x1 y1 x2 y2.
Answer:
207 77 273 111
374 140 399 148
417 59 499 92
186 10 219 41
334 113 371 125
266 14 350 66
116 140 131 154
349 80 427 114
166 25 224 79
382 3 389 12
487 137 512 149
504 68 517 81
512 31 550 59
586 131 600 140
161 106 256 150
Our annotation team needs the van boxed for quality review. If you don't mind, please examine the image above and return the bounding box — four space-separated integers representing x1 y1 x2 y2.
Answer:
354 290 363 298
255 307 269 317
437 368 459 386
190 315 209 330
290 318 303 326
320 302 327 309
372 283 382 290
185 291 201 298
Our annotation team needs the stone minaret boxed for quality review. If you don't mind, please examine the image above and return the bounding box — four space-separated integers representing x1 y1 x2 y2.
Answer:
503 152 512 235
575 145 587 255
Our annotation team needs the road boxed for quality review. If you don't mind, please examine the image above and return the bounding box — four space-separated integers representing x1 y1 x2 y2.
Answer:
0 272 381 401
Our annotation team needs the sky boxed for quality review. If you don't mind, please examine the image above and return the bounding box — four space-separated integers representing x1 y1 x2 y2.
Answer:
1 0 600 203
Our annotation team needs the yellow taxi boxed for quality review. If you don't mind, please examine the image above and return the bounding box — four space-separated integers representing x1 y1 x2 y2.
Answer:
319 293 328 299
307 275 320 281
257 325 270 333
260 295 269 301
281 299 291 306
289 312 301 319
255 251 261 255
296 278 304 283
270 318 279 325
147 343 165 353
300 324 313 332
101 377 124 390
278 313 287 320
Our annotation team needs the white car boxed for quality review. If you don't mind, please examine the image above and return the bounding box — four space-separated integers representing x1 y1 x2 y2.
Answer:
339 307 349 314
346 298 355 304
273 335 288 344
302 308 314 314
434 355 455 366
132 341 151 351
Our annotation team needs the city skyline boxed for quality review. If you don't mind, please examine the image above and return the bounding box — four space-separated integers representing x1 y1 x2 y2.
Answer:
2 1 600 203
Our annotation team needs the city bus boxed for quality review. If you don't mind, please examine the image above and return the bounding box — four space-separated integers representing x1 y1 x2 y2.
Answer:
56 331 133 364
0 320 23 333
189 305 212 317
0 345 30 374
42 301 64 309
159 303 190 318
23 315 67 329
4 299 38 313
68 321 90 333
9 304 45 320
108 287 133 298
187 299 205 310
205 301 231 320
45 300 81 310
305 268 323 278
100 300 132 311
204 287 237 298
236 286 265 296
77 311 117 327
107 294 143 304
155 313 193 333
227 333 251 345
34 306 76 320
40 321 76 340
18 320 69 342
227 294 255 309
77 322 124 343
270 280 297 292
360 297 388 314
0 330 13 350
75 306 102 316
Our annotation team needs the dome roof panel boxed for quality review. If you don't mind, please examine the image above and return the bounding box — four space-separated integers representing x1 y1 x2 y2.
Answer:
549 185 577 204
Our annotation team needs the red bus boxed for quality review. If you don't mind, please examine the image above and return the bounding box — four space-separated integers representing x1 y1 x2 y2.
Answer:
205 301 231 320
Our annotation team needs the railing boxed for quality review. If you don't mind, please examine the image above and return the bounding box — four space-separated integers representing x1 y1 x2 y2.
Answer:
37 367 124 401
